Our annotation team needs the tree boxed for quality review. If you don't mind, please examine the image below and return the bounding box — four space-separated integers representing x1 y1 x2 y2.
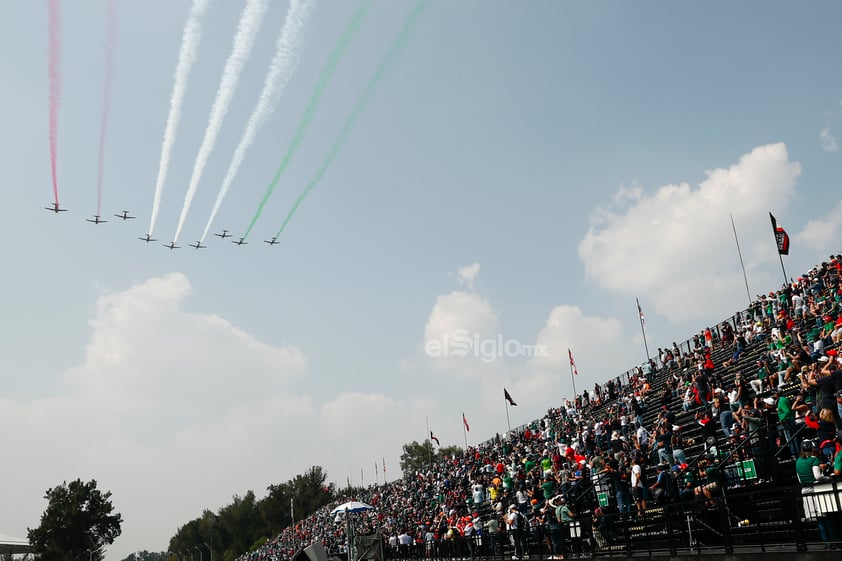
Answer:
119 552 168 561
400 440 463 476
28 478 123 561
258 466 335 535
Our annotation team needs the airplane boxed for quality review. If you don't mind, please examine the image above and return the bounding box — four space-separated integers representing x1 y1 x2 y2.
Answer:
138 234 157 243
232 237 248 246
214 229 232 239
264 236 280 246
86 214 108 224
163 241 180 250
188 241 207 250
114 210 135 220
44 202 68 213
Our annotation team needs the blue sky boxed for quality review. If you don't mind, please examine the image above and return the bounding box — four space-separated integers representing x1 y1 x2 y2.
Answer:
1 1 842 558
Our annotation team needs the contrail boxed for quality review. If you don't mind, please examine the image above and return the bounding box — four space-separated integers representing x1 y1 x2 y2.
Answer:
147 0 210 237
47 0 61 206
172 0 269 243
96 0 117 215
200 0 315 243
274 0 428 240
240 0 373 240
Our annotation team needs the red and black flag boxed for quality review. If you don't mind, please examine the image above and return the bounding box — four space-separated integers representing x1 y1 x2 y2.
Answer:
463 412 470 432
769 213 790 255
568 348 579 376
430 431 440 445
504 388 517 406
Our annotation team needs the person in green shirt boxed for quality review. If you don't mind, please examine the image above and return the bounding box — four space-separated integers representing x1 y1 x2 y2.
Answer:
541 475 556 501
776 390 798 456
796 441 837 545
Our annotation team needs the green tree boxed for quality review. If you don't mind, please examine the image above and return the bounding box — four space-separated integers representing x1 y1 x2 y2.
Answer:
27 478 123 561
400 440 463 476
258 466 334 535
119 551 168 561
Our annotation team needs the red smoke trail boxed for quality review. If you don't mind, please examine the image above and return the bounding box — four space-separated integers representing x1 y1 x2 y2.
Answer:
48 0 61 205
96 0 116 214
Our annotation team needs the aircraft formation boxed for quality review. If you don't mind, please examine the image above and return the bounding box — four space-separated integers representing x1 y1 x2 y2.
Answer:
43 0 427 251
45 205 280 250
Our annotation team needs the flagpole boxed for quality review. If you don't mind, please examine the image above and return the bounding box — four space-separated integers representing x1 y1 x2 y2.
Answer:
568 351 578 400
425 416 432 468
637 297 651 363
504 398 511 433
730 213 752 306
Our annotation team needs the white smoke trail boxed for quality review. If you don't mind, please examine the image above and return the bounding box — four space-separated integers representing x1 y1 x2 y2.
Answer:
148 0 210 237
200 0 315 242
173 0 269 243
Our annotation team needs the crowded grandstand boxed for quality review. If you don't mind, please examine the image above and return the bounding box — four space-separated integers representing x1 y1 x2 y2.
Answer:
240 255 842 560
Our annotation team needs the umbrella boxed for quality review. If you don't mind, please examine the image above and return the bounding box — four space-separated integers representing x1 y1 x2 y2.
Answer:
331 501 374 515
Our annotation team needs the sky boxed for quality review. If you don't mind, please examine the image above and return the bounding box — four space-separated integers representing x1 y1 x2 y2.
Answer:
1 0 842 558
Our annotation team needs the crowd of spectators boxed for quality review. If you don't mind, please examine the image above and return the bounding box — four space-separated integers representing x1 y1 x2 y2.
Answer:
241 254 842 560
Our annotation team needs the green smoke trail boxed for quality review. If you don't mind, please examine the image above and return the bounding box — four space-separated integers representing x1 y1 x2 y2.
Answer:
274 0 428 240
242 0 373 239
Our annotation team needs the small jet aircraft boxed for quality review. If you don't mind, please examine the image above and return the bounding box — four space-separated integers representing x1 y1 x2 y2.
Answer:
44 202 68 213
214 229 232 239
188 241 207 250
138 234 157 243
264 236 280 246
86 214 108 224
163 241 180 250
114 210 135 220
232 237 248 246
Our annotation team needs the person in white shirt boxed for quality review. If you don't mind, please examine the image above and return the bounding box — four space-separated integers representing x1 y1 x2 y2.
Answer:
630 456 647 516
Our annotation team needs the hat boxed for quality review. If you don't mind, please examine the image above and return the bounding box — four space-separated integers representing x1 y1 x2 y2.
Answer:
827 349 838 357
763 397 775 406
834 389 842 398
818 356 830 362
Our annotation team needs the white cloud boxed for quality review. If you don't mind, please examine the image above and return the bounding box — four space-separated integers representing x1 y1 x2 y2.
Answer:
578 143 801 322
795 200 842 254
455 262 481 290
423 290 500 369
820 125 838 152
531 305 626 373
0 274 434 560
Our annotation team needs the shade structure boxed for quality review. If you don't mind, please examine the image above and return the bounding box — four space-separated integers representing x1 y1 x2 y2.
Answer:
0 534 32 554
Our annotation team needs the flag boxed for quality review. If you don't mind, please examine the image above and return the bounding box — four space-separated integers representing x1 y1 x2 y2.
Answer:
430 431 440 445
463 412 470 432
568 348 579 376
504 388 517 406
637 298 645 328
769 212 790 255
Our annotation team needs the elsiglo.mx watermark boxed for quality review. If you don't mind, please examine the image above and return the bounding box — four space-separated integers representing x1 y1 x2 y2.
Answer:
425 329 548 363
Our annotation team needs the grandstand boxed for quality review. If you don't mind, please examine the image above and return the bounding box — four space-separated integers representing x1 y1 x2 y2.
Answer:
241 255 842 560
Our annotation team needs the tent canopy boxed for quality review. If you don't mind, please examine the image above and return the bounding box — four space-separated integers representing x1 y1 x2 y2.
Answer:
330 501 373 515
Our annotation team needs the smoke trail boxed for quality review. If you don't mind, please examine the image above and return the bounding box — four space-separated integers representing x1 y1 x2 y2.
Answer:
147 0 210 237
48 0 61 205
172 0 269 243
274 0 428 240
240 0 373 240
200 0 315 243
96 0 117 215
